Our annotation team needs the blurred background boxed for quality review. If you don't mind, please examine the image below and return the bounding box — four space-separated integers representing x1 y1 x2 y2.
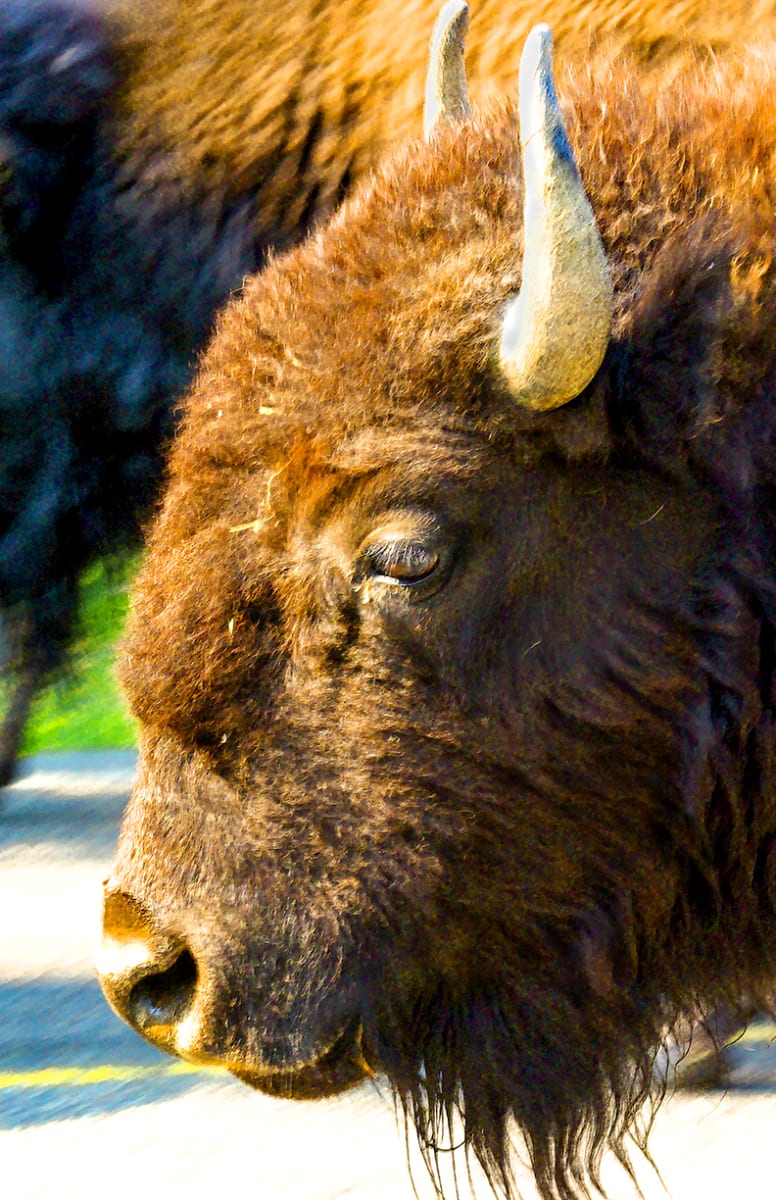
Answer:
1 553 137 762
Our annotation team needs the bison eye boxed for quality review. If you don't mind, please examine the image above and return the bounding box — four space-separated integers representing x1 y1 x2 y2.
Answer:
357 530 446 594
355 514 454 601
365 537 440 585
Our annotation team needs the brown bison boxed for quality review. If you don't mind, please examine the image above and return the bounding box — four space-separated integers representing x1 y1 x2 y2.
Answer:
98 4 776 1198
3 0 776 789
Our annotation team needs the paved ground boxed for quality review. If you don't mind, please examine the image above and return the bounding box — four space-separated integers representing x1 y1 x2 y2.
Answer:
1 752 775 1200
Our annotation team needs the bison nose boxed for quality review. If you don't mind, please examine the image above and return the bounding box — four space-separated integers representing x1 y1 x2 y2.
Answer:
96 889 198 1056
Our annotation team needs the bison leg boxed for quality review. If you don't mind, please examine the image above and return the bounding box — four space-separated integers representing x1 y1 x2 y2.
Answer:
0 655 45 787
0 579 78 789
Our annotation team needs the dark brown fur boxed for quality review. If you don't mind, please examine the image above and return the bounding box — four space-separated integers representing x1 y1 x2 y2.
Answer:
104 46 776 1200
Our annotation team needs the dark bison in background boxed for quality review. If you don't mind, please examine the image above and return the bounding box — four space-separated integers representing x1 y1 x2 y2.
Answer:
96 2 776 1196
3 0 776 787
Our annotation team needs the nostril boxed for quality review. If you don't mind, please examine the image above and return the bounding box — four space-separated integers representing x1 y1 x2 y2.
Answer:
128 947 198 1032
98 889 200 1053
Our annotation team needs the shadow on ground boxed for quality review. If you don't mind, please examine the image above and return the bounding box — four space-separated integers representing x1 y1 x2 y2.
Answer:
0 751 136 859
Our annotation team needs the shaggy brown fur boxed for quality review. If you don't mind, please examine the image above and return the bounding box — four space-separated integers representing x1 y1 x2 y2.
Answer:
110 0 776 252
8 0 775 788
102 42 776 1200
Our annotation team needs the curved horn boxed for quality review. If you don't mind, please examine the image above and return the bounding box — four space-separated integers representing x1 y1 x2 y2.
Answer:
424 0 471 141
499 25 613 410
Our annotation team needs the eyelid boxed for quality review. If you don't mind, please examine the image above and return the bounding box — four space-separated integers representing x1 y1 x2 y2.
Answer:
366 539 440 583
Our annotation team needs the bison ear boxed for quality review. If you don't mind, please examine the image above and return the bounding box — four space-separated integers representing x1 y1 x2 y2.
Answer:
499 26 613 411
424 0 471 140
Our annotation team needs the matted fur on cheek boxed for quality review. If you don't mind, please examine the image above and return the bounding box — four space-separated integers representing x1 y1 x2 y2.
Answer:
120 516 284 748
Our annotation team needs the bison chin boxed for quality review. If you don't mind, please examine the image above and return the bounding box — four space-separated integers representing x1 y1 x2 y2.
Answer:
220 974 662 1200
231 1016 373 1099
231 935 668 1200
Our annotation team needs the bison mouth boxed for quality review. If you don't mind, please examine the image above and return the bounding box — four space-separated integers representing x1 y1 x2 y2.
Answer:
231 1017 375 1100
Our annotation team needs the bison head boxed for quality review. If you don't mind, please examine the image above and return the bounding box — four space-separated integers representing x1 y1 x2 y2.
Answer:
97 6 776 1197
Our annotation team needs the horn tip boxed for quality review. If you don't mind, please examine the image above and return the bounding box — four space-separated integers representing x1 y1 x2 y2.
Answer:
428 0 470 63
524 22 554 57
519 23 555 90
424 0 472 141
434 0 470 36
518 21 570 159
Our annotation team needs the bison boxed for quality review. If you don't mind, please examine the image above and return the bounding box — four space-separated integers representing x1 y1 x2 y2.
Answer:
4 0 776 789
96 3 776 1197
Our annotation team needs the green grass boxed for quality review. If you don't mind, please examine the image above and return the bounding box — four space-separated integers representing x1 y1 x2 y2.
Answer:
17 554 140 757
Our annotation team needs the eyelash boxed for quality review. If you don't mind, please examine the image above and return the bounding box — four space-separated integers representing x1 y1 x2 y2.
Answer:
364 540 440 585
